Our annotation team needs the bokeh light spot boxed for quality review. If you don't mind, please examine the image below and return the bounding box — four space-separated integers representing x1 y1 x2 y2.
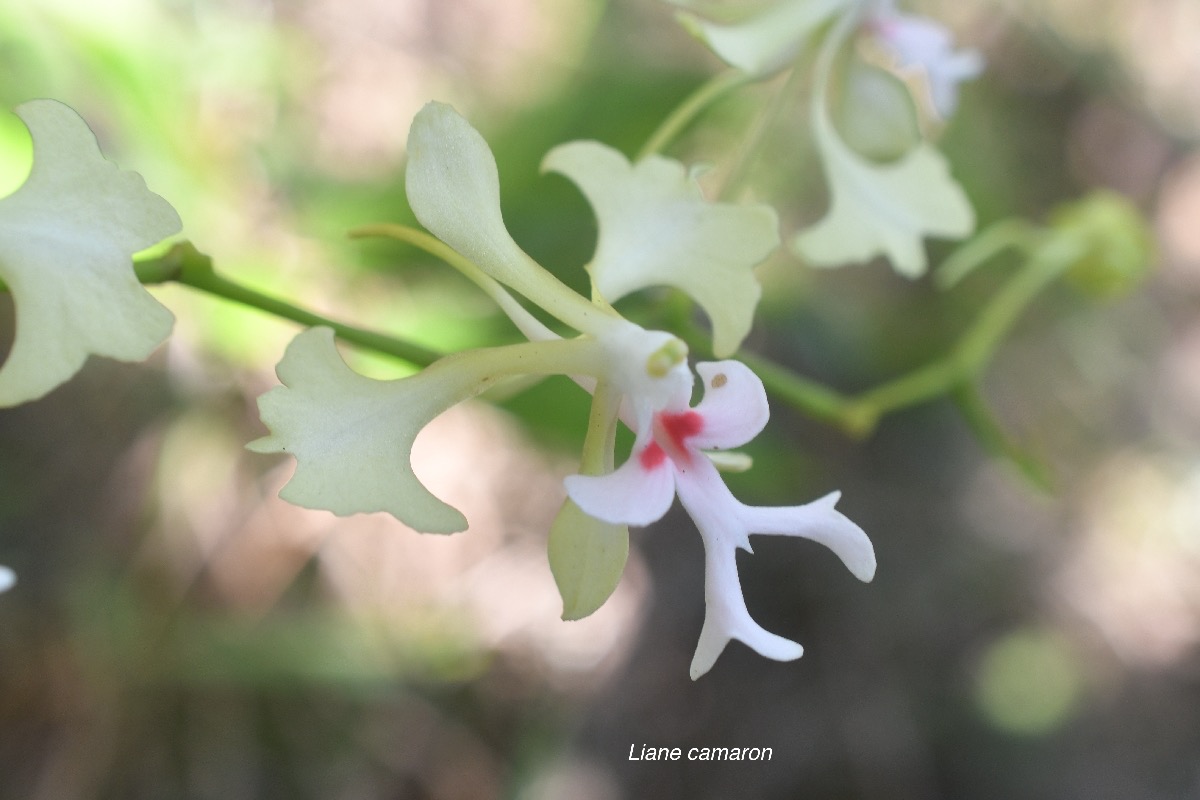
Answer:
974 627 1082 736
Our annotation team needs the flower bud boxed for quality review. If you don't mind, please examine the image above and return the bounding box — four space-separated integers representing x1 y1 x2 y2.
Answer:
1050 191 1155 300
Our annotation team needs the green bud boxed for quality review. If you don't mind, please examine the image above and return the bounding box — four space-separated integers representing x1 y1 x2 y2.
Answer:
1050 191 1155 300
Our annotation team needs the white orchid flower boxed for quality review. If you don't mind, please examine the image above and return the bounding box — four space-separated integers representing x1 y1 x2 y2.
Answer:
0 565 14 593
252 102 778 526
251 104 871 677
670 0 979 276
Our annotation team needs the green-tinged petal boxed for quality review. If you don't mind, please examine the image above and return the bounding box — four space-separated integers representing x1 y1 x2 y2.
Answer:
249 327 471 532
792 116 974 277
405 102 609 335
0 99 180 407
543 141 779 357
548 498 629 621
675 0 852 78
250 327 617 531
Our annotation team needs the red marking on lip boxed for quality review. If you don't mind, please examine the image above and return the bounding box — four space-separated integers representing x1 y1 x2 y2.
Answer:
646 410 704 468
639 442 667 470
659 411 703 451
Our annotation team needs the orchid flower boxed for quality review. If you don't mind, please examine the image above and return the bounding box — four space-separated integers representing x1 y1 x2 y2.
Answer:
250 102 773 553
251 102 777 520
0 99 181 407
566 360 874 678
866 1 984 119
0 565 14 593
671 0 978 276
251 103 871 676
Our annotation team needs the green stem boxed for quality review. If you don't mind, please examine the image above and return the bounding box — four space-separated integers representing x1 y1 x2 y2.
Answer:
637 70 751 161
350 223 555 341
951 383 1053 490
137 242 443 367
579 380 620 475
734 348 854 429
745 229 1087 436
936 218 1039 289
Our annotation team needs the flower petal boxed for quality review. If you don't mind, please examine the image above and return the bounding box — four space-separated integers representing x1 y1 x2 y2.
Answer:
542 140 778 357
674 459 804 679
405 103 605 334
0 99 180 407
690 540 805 679
249 327 477 532
792 104 975 277
691 360 770 450
564 437 677 527
674 0 854 78
738 490 876 582
405 103 529 286
0 565 14 593
872 10 983 119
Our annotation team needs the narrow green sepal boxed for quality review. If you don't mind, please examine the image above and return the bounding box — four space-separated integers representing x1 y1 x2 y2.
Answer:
548 498 629 621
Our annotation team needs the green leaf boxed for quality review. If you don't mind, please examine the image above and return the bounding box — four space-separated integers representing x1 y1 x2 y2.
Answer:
548 498 629 620
543 140 779 357
0 99 180 406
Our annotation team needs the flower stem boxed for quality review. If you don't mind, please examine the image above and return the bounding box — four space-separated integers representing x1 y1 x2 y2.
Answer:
350 223 557 341
637 70 751 161
136 241 444 367
744 225 1087 436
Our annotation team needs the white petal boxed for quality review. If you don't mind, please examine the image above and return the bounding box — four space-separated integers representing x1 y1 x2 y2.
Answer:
405 103 607 334
874 11 983 118
793 103 975 277
738 490 876 582
249 327 481 532
926 50 984 118
677 0 854 78
543 140 778 357
675 459 804 678
691 361 770 451
0 565 14 593
405 103 530 288
0 100 180 407
564 437 677 527
690 541 805 678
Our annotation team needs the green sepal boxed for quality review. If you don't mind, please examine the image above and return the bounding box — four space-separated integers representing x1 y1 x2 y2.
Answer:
548 498 629 621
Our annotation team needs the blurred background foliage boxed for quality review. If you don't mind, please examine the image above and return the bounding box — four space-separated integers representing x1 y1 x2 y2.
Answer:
1 0 1200 798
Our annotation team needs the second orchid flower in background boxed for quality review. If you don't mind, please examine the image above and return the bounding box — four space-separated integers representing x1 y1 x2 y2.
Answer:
671 0 981 276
